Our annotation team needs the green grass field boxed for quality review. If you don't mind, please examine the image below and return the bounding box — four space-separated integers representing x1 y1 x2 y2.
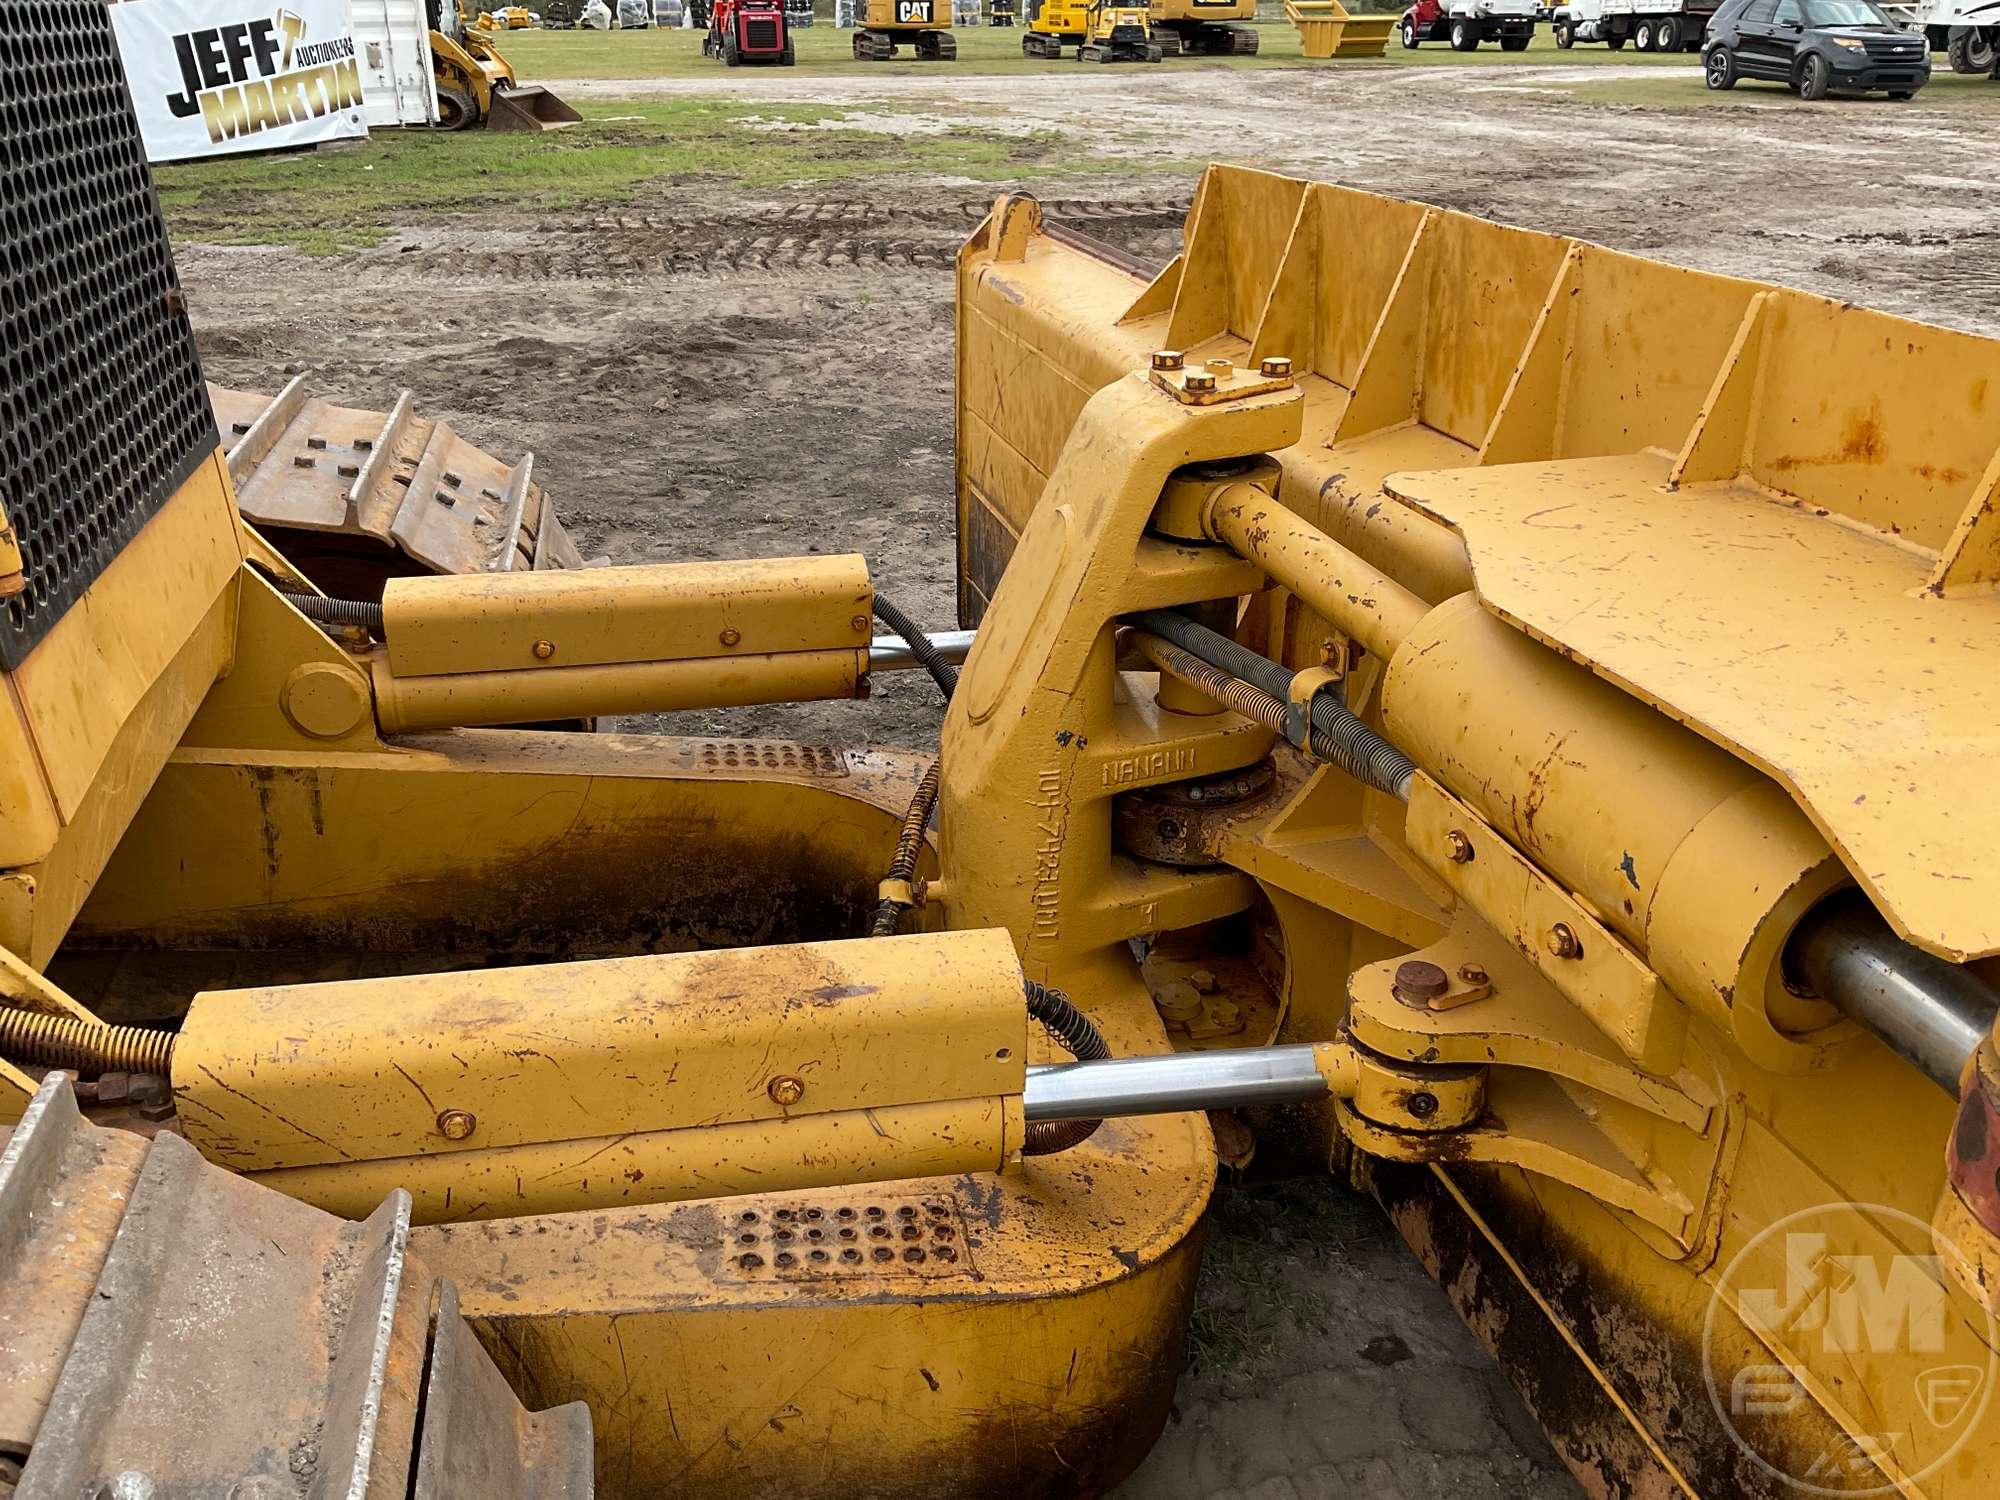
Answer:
151 23 1998 253
151 95 1170 252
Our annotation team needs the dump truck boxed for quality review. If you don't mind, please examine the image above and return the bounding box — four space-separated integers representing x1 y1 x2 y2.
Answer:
1598 0 1719 48
8 4 2000 1498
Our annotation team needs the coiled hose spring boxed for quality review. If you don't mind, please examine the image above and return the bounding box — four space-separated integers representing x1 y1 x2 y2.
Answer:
0 1008 175 1077
867 593 958 938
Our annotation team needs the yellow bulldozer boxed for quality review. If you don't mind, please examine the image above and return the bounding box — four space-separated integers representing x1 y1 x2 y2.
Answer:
7 3 2000 1498
1024 0 1164 59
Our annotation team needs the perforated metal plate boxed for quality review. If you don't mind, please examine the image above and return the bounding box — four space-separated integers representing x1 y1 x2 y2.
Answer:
0 0 219 669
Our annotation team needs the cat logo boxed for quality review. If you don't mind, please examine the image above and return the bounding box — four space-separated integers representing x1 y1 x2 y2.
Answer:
895 0 934 19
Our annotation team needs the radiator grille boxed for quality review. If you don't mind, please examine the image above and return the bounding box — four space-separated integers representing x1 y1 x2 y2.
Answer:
745 17 781 46
0 0 220 669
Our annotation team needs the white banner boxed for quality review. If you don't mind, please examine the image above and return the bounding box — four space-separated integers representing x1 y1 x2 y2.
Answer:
109 0 370 163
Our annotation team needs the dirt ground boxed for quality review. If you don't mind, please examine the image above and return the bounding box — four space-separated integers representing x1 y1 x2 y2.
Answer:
175 59 2000 1500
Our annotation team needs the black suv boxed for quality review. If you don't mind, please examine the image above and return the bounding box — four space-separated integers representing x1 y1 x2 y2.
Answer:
1704 0 1930 98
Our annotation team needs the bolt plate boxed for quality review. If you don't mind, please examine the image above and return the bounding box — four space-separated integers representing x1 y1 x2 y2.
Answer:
719 1193 972 1280
1149 365 1294 407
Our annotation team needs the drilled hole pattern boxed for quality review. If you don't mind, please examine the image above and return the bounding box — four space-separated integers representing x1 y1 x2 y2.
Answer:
0 1 218 668
694 741 850 777
728 1196 966 1278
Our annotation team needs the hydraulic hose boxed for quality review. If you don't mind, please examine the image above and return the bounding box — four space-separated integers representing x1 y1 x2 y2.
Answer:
872 593 960 701
1129 608 1417 800
867 591 956 938
0 1009 175 1077
279 591 385 634
1022 980 1112 1155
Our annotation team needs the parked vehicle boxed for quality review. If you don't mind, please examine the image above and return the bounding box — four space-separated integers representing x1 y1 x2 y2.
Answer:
1400 0 1539 49
1704 0 1931 94
1551 0 1618 43
1902 0 1999 75
1599 0 1719 47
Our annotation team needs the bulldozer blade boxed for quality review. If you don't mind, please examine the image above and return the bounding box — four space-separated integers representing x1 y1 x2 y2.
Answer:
486 85 583 131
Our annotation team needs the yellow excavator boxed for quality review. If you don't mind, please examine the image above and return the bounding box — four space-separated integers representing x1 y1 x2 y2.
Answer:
428 0 583 129
11 3 2000 1497
853 0 959 60
1148 0 1260 53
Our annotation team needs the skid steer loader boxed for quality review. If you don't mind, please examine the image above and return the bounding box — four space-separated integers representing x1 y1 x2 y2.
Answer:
8 4 2000 1498
429 0 583 129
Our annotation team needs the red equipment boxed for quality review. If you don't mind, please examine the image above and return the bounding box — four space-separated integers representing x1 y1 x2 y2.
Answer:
702 0 795 63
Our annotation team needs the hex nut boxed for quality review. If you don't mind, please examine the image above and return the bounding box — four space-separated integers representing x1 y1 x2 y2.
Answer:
1457 962 1490 986
1184 372 1217 393
768 1074 806 1107
1150 349 1185 371
1258 355 1294 378
436 1109 477 1141
1204 357 1235 376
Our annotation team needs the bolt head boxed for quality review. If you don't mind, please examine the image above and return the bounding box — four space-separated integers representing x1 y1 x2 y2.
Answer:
532 639 556 661
768 1074 806 1107
1258 355 1294 378
1183 372 1217 393
436 1108 477 1141
719 626 743 648
1456 962 1489 986
850 613 870 634
1187 968 1219 995
1405 1091 1440 1120
1392 959 1450 1004
1545 923 1582 960
1150 349 1185 371
1445 830 1474 863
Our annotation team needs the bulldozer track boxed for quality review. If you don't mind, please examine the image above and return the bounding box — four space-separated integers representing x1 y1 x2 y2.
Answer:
394 196 1189 283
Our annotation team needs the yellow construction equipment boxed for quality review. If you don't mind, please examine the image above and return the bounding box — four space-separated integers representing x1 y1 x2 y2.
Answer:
853 0 959 59
1285 0 1396 56
430 0 582 130
1024 0 1164 58
8 2 2000 1495
1148 0 1260 54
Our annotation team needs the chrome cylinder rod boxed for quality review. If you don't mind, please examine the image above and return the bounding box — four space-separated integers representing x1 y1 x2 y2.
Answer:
1023 1045 1331 1123
1788 891 1997 1091
868 629 975 673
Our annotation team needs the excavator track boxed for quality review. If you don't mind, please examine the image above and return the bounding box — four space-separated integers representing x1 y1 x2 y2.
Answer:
0 1075 594 1497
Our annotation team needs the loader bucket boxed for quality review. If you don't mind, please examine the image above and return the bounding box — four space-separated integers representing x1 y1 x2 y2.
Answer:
486 83 583 131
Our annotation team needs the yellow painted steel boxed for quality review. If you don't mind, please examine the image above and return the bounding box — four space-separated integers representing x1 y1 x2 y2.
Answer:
381 555 872 678
372 646 868 732
955 166 2000 1495
1283 0 1395 57
174 931 1028 1222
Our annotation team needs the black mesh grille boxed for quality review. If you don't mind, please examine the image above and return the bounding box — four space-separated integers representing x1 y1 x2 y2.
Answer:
745 18 780 46
0 0 219 669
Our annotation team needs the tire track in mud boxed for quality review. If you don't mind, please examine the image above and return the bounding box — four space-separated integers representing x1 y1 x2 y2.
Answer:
392 195 1189 283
